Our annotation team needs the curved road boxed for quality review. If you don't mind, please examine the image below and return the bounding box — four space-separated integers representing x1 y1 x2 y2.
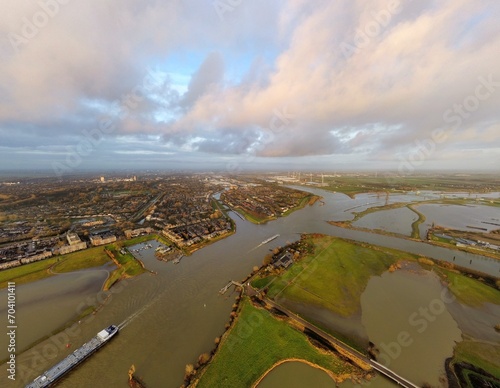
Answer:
243 283 419 388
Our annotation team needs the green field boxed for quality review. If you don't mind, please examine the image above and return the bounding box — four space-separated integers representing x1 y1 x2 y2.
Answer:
408 205 426 239
0 234 159 289
282 195 319 217
0 257 59 288
103 243 146 289
233 194 318 224
195 298 359 388
122 233 172 247
451 340 500 384
51 246 110 272
264 236 411 317
234 206 276 224
0 246 110 288
434 268 500 307
320 174 500 197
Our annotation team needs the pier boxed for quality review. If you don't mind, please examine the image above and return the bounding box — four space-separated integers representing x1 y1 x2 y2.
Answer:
219 280 244 295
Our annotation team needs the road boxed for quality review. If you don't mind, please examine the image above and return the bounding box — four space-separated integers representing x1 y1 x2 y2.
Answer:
243 283 419 388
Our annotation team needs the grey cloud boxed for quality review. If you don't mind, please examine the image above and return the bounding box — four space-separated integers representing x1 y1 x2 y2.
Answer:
180 52 225 109
194 127 261 155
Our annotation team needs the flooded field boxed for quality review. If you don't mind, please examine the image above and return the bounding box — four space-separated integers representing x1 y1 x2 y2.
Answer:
352 206 418 236
417 203 500 238
257 361 336 388
0 268 109 360
360 268 463 387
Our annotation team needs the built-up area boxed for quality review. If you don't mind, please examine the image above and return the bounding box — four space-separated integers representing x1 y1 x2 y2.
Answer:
0 174 310 270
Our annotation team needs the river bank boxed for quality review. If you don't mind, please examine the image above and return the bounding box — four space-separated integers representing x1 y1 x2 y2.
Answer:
193 297 368 388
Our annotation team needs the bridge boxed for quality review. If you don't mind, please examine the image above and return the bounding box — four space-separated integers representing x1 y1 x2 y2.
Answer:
369 361 419 388
247 286 419 388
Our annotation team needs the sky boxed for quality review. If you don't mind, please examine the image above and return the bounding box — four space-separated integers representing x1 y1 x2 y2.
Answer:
0 0 499 176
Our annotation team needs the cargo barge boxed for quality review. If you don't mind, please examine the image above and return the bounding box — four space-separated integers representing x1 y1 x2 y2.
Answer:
26 325 119 388
261 234 279 244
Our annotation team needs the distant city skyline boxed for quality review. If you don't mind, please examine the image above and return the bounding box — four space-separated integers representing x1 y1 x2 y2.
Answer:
1 1 499 176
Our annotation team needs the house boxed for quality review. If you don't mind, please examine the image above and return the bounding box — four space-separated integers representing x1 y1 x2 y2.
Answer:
274 251 293 269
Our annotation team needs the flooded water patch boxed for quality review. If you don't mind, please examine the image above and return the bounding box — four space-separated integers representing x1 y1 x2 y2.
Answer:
352 207 417 236
257 361 336 388
416 203 500 238
360 269 462 387
277 299 368 349
0 269 108 360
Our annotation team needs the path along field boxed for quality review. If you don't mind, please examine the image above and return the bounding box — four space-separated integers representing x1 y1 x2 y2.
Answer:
195 297 362 388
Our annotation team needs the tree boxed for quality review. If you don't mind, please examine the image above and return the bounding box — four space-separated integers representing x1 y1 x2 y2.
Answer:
184 364 195 379
198 353 211 366
263 254 273 265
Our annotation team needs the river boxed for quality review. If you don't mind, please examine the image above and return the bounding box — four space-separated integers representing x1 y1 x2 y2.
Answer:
1 186 499 387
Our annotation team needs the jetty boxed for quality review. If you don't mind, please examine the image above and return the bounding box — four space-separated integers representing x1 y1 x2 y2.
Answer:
219 280 244 295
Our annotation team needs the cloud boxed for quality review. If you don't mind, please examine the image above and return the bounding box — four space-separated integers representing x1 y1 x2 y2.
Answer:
0 0 499 171
180 52 225 109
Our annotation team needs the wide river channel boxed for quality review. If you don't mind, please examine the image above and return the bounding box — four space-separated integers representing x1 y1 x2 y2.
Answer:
1 187 499 387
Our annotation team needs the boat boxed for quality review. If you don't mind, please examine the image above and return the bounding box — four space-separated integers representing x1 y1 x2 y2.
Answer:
261 234 280 244
26 325 119 388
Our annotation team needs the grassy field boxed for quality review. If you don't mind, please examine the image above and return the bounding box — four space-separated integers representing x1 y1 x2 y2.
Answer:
451 340 500 382
408 205 426 239
265 235 411 317
122 233 172 247
51 246 110 272
195 298 360 388
234 206 276 224
0 246 111 288
103 243 146 289
0 234 159 289
0 257 59 288
321 174 500 197
232 194 318 224
434 268 500 307
282 195 320 217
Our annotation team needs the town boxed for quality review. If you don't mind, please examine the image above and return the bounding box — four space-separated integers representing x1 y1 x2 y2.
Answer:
0 173 315 270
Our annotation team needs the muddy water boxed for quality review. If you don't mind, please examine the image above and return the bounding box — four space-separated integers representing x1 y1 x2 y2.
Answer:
416 203 500 238
1 187 500 387
0 268 109 360
352 207 418 236
360 268 463 387
257 361 336 388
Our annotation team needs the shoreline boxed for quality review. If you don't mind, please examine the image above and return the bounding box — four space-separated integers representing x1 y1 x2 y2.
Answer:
327 221 500 262
250 358 347 388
